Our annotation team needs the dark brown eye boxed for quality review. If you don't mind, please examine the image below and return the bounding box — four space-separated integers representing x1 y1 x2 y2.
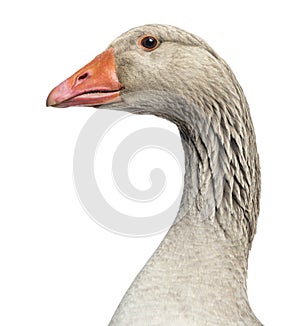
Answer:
138 35 159 51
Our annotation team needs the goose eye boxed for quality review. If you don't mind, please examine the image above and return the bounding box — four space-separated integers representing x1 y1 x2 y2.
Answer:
138 35 159 51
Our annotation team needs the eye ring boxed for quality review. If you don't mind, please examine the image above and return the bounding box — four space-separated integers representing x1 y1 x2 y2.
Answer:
138 35 160 51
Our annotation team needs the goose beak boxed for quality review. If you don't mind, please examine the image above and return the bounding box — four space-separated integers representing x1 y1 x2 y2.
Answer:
46 48 123 108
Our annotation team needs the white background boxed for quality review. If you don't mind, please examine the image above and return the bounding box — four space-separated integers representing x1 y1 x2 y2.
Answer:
1 1 300 325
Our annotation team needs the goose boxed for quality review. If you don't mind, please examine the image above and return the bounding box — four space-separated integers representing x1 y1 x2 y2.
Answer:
47 24 262 325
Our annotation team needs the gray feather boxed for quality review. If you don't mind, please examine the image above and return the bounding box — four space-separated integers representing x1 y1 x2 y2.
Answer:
105 24 262 325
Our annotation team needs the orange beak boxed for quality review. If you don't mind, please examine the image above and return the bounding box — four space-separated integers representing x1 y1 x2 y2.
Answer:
46 48 123 108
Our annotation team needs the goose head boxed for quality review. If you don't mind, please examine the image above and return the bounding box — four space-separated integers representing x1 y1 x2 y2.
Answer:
47 24 261 325
47 24 236 118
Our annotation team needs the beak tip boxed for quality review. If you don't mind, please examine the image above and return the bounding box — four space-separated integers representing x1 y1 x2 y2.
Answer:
46 88 59 107
46 98 53 107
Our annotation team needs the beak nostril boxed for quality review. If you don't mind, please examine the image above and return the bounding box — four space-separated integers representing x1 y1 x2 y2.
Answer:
78 72 89 81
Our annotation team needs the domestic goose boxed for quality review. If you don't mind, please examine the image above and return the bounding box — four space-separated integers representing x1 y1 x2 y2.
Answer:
47 24 262 325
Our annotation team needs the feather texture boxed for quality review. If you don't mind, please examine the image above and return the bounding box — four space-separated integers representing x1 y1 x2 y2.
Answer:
104 24 262 325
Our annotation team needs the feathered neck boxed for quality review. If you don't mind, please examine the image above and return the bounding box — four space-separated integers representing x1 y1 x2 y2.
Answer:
108 89 261 325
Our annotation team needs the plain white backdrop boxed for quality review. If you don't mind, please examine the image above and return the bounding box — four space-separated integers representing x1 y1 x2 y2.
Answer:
1 1 300 325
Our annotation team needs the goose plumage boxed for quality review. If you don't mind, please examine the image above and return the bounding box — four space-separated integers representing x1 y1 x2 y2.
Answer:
47 24 262 325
